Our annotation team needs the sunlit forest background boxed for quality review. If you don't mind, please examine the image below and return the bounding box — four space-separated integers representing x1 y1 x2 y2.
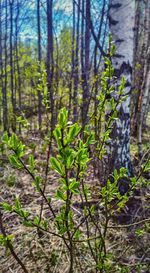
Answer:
0 1 150 273
0 0 110 133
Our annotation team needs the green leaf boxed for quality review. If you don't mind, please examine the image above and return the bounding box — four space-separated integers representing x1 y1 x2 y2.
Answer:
69 180 80 193
119 76 126 92
73 230 81 240
16 144 26 157
9 134 18 150
90 205 95 215
120 167 128 177
2 202 13 212
33 216 40 226
135 228 145 237
82 185 90 199
67 155 74 169
9 155 23 169
28 154 35 172
85 132 95 146
65 149 76 169
143 159 150 172
130 177 137 187
0 234 6 246
57 225 68 235
53 127 62 148
67 123 81 143
113 169 119 181
18 209 29 218
23 220 34 227
14 197 21 210
58 108 68 128
3 133 26 158
50 157 64 176
0 234 14 246
34 176 42 192
56 189 66 201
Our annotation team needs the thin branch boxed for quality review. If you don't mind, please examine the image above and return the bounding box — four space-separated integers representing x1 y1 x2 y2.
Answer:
0 210 29 273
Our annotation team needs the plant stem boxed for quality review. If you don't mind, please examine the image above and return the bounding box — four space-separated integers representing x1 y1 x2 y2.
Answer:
0 210 29 273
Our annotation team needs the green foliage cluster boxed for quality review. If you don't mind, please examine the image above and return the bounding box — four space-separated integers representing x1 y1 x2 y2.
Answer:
0 43 150 272
1 106 150 272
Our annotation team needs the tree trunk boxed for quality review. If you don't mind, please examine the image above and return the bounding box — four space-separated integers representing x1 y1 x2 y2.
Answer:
94 0 106 138
15 0 22 134
0 0 3 129
108 0 135 176
47 0 55 131
132 0 150 137
138 47 150 158
73 0 80 122
37 0 42 131
68 0 76 120
3 0 9 132
81 0 91 127
9 0 16 132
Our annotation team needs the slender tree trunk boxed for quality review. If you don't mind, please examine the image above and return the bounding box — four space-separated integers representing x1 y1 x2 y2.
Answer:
3 0 8 131
0 1 3 128
108 0 135 176
9 0 16 132
15 0 22 133
47 0 55 131
68 0 75 119
132 0 149 137
73 0 80 122
94 0 106 137
55 36 59 121
138 61 150 158
131 0 150 156
81 0 85 111
37 0 42 131
81 0 91 127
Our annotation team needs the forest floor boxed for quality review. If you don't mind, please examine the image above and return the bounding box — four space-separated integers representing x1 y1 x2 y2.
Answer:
0 126 150 273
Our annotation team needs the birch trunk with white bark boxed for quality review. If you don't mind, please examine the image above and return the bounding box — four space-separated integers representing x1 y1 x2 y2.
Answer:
108 0 135 175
